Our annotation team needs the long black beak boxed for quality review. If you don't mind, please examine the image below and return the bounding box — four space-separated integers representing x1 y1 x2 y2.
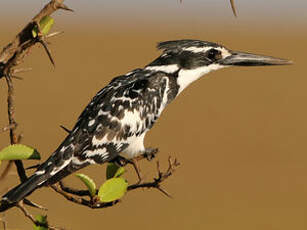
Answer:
219 51 292 66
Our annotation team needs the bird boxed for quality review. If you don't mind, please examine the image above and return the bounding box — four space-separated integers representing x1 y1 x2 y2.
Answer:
0 39 291 211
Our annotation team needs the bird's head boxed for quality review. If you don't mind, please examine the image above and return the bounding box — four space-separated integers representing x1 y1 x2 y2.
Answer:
146 39 292 94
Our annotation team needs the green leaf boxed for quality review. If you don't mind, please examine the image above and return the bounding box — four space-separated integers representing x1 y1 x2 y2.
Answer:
75 173 96 197
33 214 48 230
114 166 125 178
32 16 54 38
98 178 128 203
106 163 125 179
0 144 41 161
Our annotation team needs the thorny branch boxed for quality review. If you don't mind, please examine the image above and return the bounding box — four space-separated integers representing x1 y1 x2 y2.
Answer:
51 156 180 209
17 201 62 230
127 157 180 197
0 0 72 228
0 0 72 182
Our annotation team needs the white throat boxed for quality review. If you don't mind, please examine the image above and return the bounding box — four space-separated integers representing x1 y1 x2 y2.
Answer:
177 64 224 94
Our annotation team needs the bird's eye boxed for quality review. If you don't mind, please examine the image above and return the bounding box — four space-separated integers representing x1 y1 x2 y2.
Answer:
207 49 221 60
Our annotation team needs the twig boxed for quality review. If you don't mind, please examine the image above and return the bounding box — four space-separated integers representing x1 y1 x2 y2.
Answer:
10 75 23 80
17 201 61 230
0 212 6 230
12 67 32 74
50 184 118 209
24 198 48 211
38 39 55 67
0 123 17 133
51 156 180 209
58 181 91 197
17 202 37 225
0 161 13 182
128 157 180 196
46 31 64 39
230 0 238 17
4 75 27 183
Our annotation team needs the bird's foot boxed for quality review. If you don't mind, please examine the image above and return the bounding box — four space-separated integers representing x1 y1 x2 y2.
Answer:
143 147 159 161
112 156 130 167
130 158 143 184
111 156 143 184
131 148 158 184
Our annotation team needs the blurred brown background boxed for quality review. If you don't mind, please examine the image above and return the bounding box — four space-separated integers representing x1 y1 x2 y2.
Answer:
1 0 307 229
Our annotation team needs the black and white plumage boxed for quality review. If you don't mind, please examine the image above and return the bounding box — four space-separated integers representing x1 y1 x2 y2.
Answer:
0 39 291 211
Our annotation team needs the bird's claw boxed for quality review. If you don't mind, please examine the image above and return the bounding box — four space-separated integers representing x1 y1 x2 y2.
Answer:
112 156 129 167
143 147 159 161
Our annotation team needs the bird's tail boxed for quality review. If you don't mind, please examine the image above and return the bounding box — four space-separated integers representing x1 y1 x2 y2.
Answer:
0 171 50 212
0 135 93 212
0 157 90 212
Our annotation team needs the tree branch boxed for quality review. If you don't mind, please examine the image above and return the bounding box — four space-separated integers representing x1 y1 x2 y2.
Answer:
4 75 27 182
0 123 17 133
0 0 72 228
0 0 73 183
0 0 72 69
50 156 180 209
0 212 7 230
17 201 61 230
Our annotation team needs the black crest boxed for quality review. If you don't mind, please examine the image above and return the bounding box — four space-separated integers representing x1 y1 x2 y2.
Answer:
157 39 221 53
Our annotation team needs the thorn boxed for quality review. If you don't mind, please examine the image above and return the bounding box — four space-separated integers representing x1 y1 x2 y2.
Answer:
11 75 23 80
12 67 32 74
157 186 172 198
1 123 17 133
23 199 48 211
17 133 23 143
46 31 64 39
60 125 71 133
39 39 55 67
58 4 74 12
32 21 55 67
168 156 172 166
230 0 237 17
174 158 180 167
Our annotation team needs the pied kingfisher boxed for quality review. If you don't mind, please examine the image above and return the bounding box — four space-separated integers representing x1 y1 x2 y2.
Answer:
0 39 291 211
